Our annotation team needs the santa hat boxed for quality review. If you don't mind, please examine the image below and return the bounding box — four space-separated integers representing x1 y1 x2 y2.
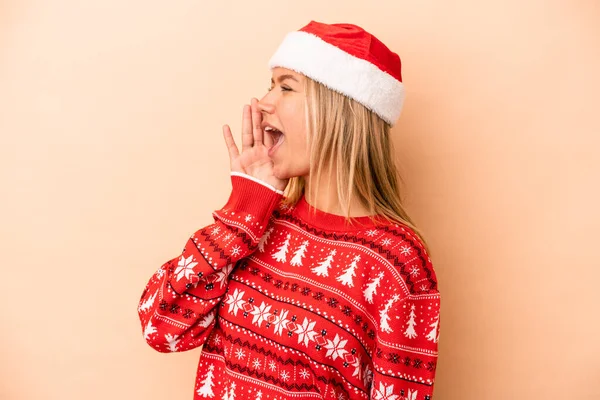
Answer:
268 21 405 126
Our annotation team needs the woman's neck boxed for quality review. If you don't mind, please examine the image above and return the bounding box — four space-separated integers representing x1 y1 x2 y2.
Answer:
303 172 372 218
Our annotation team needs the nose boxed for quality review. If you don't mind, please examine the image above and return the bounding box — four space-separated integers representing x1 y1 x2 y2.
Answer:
258 95 275 114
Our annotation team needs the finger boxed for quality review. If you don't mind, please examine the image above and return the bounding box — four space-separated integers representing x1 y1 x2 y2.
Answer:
241 104 253 151
222 124 239 164
251 98 263 146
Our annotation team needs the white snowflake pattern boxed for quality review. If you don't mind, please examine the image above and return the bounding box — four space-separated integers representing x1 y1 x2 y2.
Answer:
174 255 198 281
409 266 420 277
324 334 348 361
299 369 310 379
420 284 429 292
210 226 221 235
372 382 399 400
156 267 165 278
225 288 246 316
244 215 253 222
351 354 362 379
250 302 272 327
381 238 393 246
294 317 318 347
269 360 277 371
400 245 412 255
231 245 241 256
366 229 378 237
252 358 262 369
280 371 290 382
272 310 289 336
235 348 245 360
213 335 221 345
224 233 234 241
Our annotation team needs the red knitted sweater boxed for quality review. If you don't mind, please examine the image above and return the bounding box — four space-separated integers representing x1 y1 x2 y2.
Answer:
138 174 440 400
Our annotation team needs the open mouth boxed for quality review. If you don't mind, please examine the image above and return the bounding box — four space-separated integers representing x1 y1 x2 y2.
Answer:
264 126 285 149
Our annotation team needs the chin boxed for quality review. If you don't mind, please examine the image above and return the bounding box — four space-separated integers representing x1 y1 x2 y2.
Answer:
273 164 309 181
274 170 292 180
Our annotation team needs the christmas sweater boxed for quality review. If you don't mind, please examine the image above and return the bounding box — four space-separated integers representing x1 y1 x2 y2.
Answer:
138 173 441 400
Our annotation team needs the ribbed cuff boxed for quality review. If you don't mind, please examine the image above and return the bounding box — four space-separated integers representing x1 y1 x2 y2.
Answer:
212 174 284 241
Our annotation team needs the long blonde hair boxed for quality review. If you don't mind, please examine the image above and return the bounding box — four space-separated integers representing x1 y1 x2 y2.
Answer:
283 77 430 252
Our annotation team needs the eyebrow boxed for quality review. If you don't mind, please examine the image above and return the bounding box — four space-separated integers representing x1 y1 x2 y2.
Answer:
271 74 299 84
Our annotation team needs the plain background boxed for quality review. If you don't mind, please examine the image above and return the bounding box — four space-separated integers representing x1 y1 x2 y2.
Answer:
1 0 599 399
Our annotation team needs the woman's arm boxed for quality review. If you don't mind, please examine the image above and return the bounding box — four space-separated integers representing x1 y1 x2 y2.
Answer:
138 98 287 352
137 173 283 353
369 232 441 399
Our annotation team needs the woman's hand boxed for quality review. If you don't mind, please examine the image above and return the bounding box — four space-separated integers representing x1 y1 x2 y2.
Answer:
222 98 288 192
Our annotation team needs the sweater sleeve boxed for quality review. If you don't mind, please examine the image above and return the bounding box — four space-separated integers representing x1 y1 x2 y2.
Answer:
137 173 283 353
371 294 440 399
370 237 440 399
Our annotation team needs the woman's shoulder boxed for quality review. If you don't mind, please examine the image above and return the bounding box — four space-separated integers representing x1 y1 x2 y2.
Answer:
355 220 439 297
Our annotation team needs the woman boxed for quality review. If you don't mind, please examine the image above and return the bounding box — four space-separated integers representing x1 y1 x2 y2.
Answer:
138 21 440 400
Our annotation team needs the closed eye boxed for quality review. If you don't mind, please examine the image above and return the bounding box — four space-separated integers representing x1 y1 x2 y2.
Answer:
267 85 293 92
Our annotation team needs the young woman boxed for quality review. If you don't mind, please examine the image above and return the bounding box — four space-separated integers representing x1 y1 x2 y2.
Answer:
138 21 440 400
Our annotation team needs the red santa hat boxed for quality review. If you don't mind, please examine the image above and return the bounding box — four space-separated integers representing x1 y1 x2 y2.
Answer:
268 21 405 126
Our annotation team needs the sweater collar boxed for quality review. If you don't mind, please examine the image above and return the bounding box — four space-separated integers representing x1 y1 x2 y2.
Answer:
290 196 384 232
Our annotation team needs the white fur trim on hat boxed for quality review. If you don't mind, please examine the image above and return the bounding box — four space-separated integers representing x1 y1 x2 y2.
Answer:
268 31 405 125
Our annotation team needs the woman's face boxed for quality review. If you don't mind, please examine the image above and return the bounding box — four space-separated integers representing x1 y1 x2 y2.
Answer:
259 67 309 180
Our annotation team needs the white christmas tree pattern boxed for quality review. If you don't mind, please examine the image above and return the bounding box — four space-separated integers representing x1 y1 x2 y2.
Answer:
257 227 274 252
196 364 216 398
221 385 229 400
225 288 246 316
425 313 440 343
380 294 401 334
198 311 215 328
364 271 385 303
311 249 337 277
164 333 180 352
138 291 156 313
372 382 399 400
174 254 198 281
336 255 360 287
290 240 310 266
144 321 157 340
228 382 237 400
404 304 418 339
272 233 292 262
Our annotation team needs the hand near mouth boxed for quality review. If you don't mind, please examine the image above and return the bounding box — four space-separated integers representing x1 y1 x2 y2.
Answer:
222 98 288 192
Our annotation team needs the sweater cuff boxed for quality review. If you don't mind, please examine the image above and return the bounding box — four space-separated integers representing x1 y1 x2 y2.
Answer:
212 173 284 242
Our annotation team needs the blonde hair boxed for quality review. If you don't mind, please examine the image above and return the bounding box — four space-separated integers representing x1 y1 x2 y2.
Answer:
283 77 430 252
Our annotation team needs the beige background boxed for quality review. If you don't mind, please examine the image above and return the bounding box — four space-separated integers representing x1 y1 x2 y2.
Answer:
1 0 599 399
